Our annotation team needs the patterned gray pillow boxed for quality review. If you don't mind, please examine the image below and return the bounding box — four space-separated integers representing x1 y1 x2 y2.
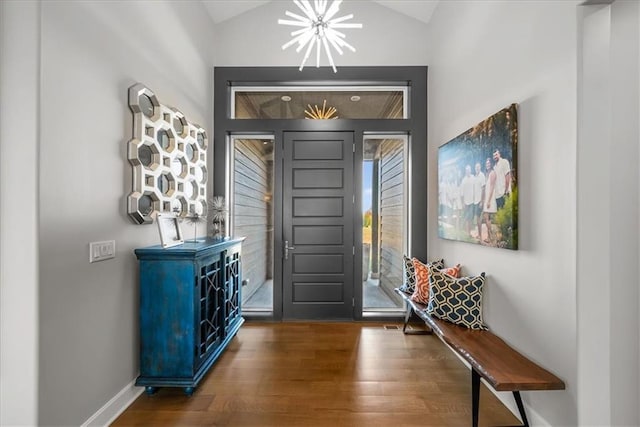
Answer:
426 269 488 330
399 256 443 293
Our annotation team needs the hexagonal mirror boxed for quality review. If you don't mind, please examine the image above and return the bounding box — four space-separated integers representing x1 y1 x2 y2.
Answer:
185 143 198 162
138 193 154 215
174 119 183 135
171 156 188 178
197 131 207 149
127 83 208 225
184 180 200 201
157 129 171 150
184 180 194 200
173 115 187 137
171 197 187 216
195 165 207 184
138 145 154 168
157 172 175 196
197 200 207 216
190 181 199 200
139 94 155 118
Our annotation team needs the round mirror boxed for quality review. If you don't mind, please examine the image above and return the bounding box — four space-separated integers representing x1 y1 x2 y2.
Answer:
139 94 154 118
157 130 170 150
138 194 154 215
138 145 153 168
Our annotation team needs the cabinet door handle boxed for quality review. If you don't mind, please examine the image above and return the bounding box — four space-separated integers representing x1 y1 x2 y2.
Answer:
284 240 295 260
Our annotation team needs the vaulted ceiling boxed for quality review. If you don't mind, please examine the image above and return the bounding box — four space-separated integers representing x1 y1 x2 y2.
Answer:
202 0 439 25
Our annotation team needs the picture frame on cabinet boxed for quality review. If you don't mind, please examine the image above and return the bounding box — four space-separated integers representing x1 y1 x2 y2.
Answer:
157 213 184 248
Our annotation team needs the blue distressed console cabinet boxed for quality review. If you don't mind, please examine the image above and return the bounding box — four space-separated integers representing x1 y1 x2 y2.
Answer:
134 237 245 395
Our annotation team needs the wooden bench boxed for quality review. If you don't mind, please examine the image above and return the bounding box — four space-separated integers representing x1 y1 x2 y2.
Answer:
395 288 565 427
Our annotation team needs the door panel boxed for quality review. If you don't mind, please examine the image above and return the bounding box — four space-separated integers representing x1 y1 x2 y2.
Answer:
293 139 344 159
283 131 354 319
293 197 343 217
293 169 344 188
294 254 344 273
293 283 344 302
294 226 343 245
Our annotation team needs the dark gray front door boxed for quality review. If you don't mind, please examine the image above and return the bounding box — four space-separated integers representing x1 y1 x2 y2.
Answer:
283 131 354 319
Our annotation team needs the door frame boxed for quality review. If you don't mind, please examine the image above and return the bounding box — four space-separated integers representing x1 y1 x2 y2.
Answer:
214 66 428 321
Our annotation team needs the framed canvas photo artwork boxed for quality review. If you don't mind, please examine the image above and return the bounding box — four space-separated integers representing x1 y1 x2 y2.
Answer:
438 104 518 250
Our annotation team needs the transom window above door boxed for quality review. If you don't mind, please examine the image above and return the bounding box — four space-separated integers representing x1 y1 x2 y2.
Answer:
231 86 408 120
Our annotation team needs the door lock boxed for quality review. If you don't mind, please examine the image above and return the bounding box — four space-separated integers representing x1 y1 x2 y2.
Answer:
284 240 295 260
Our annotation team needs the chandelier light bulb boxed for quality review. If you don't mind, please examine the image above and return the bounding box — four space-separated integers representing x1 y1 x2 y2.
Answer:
278 0 362 73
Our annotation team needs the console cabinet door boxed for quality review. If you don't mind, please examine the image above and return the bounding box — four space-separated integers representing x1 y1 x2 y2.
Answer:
194 252 225 370
224 245 242 332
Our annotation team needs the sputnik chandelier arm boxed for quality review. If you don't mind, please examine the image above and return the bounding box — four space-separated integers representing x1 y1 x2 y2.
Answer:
278 0 362 73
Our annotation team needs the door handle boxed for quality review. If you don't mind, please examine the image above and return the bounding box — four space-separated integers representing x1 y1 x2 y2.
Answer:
284 240 295 260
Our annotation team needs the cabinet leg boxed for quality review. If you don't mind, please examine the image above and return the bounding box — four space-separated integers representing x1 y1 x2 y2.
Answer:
144 386 158 395
184 387 194 396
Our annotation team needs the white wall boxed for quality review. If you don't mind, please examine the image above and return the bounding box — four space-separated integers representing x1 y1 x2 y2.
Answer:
34 1 215 425
577 5 612 425
426 1 579 425
608 1 639 423
0 2 40 425
212 0 429 67
578 1 640 425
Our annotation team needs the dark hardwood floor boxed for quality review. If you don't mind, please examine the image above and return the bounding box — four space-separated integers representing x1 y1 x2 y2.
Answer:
113 322 519 426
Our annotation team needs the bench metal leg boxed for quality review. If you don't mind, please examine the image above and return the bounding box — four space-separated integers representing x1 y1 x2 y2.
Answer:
402 306 413 333
471 369 530 427
513 391 530 427
472 369 480 427
402 305 432 335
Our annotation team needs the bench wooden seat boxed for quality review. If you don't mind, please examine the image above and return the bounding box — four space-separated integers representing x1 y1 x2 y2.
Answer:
395 288 565 427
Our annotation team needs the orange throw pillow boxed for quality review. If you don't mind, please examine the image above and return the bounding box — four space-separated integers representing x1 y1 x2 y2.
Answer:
410 260 461 304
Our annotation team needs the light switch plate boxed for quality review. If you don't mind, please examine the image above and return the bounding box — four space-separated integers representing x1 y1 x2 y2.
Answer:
90 240 116 263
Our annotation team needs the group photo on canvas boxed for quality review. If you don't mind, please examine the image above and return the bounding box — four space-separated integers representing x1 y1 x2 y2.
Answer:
438 104 518 250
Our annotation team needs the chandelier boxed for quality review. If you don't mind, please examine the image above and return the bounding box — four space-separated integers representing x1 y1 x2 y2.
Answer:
278 0 362 73
304 100 338 119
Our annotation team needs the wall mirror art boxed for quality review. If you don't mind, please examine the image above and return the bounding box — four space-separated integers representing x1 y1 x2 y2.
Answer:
127 83 208 224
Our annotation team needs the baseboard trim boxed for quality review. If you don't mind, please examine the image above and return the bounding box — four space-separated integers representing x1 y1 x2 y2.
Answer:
81 379 143 427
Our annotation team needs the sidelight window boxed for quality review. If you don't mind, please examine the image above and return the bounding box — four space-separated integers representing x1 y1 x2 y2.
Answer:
362 135 408 312
228 136 275 312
